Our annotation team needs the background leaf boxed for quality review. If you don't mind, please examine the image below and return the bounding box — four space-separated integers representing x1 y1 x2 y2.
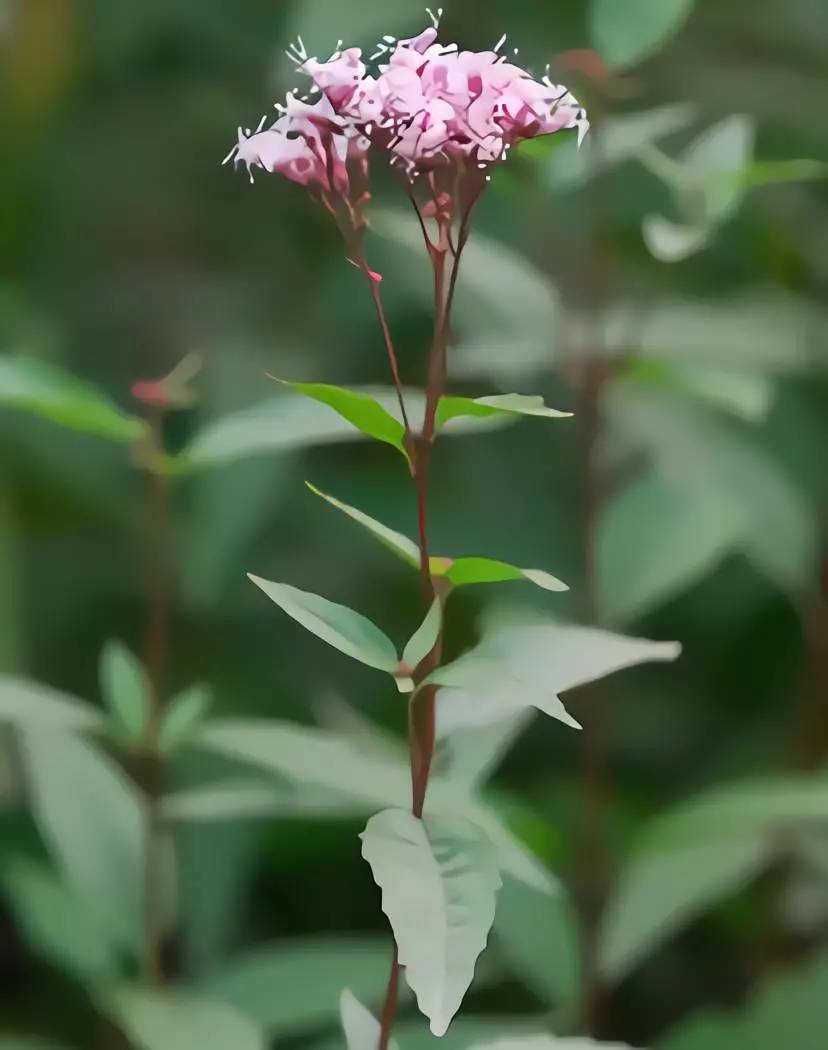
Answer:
0 676 102 732
0 356 144 442
106 986 265 1050
20 730 145 953
591 0 696 68
99 640 150 745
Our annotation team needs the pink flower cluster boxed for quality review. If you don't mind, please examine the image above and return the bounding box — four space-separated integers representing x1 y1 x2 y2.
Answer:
225 20 588 193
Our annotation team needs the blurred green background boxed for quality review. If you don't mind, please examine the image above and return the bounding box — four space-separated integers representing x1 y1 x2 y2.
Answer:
1 0 827 1048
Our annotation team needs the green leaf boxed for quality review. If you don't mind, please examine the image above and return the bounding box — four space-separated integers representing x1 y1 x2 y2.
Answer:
0 1040 71 1050
0 355 145 442
158 684 212 754
431 617 681 733
340 990 399 1050
200 936 392 1035
177 388 418 471
306 484 567 593
20 730 145 953
2 855 119 980
436 394 571 429
274 379 408 461
601 836 765 983
0 675 103 732
591 0 695 68
494 873 581 1010
600 777 828 980
441 558 568 593
306 482 419 567
247 575 400 673
402 599 442 672
105 986 265 1050
360 807 501 1036
99 640 150 745
658 950 828 1050
598 470 743 624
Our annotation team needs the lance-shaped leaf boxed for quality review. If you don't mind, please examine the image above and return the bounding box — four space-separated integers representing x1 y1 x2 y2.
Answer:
248 575 400 673
0 675 103 733
0 355 145 442
305 482 419 567
430 617 681 734
360 808 501 1036
274 379 409 461
436 394 571 429
402 599 442 674
306 484 568 593
340 990 399 1050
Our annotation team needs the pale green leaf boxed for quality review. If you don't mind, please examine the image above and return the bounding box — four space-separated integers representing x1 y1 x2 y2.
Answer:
471 1037 636 1049
274 379 408 460
494 873 581 1009
162 781 362 822
609 384 820 594
598 470 743 624
431 617 681 734
436 394 571 428
0 355 144 442
642 215 710 263
200 936 392 1034
471 1038 635 1049
549 104 696 188
313 1015 541 1050
99 640 150 745
2 855 119 980
680 115 755 223
248 575 399 673
196 719 556 894
0 675 102 732
158 684 212 754
340 990 399 1050
591 0 695 68
361 808 501 1036
20 730 145 953
306 482 420 567
402 599 442 672
106 986 265 1050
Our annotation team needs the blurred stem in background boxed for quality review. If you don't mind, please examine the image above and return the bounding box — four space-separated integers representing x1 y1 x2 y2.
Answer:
137 405 173 986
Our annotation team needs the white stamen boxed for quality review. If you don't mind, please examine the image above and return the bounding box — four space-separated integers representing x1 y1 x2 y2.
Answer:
244 128 251 136
221 145 238 166
494 33 507 53
513 47 519 55
255 114 267 133
425 7 439 27
296 35 306 57
382 34 396 42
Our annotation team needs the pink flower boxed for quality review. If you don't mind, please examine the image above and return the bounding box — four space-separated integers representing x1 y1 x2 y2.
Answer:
227 23 588 190
224 93 359 192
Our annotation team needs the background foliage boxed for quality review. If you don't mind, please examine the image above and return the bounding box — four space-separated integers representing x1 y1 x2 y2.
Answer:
1 0 827 1047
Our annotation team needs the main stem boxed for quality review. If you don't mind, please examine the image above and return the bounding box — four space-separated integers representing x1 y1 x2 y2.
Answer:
140 409 171 985
375 224 461 1050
